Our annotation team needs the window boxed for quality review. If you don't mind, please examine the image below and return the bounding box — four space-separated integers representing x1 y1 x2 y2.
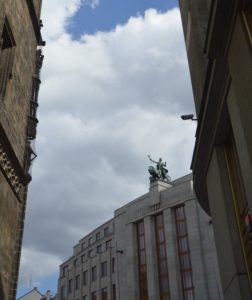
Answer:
225 133 252 290
88 250 93 258
91 291 97 300
81 254 86 263
83 270 88 285
60 285 66 300
136 220 149 300
97 245 102 254
89 237 92 245
82 242 85 250
112 284 116 300
96 232 100 240
104 227 109 237
68 279 72 293
154 214 170 300
62 265 67 278
101 261 107 277
83 296 87 300
175 206 195 300
0 17 15 100
106 240 111 250
112 257 115 273
74 259 78 267
91 266 97 281
242 1 252 44
102 287 108 300
75 275 80 290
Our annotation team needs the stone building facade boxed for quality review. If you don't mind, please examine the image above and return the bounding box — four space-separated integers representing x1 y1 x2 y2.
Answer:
0 1 44 299
58 174 223 300
179 1 252 299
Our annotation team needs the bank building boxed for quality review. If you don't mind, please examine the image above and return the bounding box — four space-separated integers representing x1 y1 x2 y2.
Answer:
57 167 224 300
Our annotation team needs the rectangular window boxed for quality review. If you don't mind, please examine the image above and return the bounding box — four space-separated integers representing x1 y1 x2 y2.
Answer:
88 250 93 258
112 257 115 273
60 285 66 300
136 220 149 300
225 133 252 291
83 296 87 300
91 266 97 281
154 214 170 300
104 227 109 237
242 1 252 44
101 261 107 277
74 259 78 267
0 17 15 101
106 240 111 250
175 206 195 300
62 265 67 278
83 270 88 285
89 237 92 245
112 284 116 300
75 275 80 290
96 232 101 240
91 291 97 300
102 287 108 300
97 245 102 254
68 279 72 293
81 254 86 263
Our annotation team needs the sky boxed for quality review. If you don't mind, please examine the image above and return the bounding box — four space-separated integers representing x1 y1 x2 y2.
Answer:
17 0 196 297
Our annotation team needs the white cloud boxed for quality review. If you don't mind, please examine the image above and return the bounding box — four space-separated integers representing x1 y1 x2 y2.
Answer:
41 0 81 40
18 4 196 294
41 0 100 40
84 0 100 9
19 247 61 289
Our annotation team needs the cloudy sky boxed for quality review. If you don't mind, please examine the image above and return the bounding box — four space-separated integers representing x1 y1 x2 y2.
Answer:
17 0 196 297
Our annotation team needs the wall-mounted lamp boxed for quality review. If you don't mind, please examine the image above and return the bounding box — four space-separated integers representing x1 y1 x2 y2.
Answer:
181 114 197 121
116 249 124 254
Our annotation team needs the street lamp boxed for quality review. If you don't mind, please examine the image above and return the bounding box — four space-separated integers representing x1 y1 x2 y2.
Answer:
181 114 197 121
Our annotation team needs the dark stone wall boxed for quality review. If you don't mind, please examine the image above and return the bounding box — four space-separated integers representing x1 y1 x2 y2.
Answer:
0 173 22 299
178 0 212 114
33 0 43 19
179 0 252 298
0 0 38 166
0 0 42 299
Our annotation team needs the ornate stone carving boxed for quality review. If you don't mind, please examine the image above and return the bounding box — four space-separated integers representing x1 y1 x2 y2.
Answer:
0 143 22 195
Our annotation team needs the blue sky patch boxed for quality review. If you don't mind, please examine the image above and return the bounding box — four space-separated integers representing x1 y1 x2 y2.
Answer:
67 0 178 38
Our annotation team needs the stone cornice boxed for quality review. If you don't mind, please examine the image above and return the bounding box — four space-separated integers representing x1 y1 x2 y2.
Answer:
25 0 45 46
190 0 239 214
0 124 28 201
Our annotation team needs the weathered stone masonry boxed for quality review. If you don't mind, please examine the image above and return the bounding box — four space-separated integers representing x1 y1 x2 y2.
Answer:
0 1 44 299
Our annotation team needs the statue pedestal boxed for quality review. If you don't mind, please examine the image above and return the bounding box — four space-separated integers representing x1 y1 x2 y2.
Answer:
149 180 172 205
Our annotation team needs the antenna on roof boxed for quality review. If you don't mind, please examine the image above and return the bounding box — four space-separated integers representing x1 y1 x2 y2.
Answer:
29 274 33 290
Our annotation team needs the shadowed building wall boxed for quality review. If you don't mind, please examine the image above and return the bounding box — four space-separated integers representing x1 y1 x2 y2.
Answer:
179 1 252 299
0 1 44 299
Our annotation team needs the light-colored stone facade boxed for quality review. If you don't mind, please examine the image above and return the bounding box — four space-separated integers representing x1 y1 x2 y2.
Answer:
0 1 44 299
58 174 223 300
